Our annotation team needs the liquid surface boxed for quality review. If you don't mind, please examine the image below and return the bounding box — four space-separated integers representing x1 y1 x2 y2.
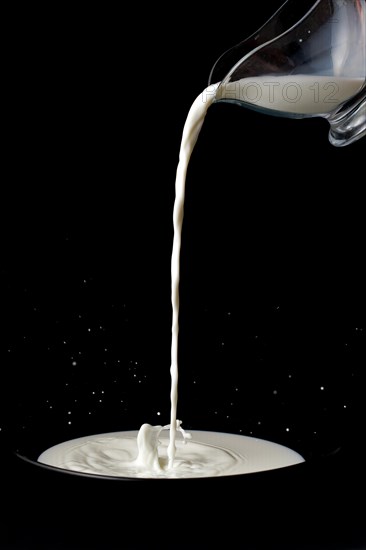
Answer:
216 75 364 115
38 430 305 478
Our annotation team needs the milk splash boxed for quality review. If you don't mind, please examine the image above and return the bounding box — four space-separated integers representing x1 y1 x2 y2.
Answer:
135 422 191 472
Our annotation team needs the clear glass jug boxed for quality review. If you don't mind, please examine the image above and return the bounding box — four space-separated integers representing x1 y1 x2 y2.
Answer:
209 0 366 146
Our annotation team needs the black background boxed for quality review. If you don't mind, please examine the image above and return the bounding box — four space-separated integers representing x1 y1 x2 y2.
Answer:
1 2 365 549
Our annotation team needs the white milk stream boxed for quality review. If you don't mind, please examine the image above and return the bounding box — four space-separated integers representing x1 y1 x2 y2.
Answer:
38 74 361 478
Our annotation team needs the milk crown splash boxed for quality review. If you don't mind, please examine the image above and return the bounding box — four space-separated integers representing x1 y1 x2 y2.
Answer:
135 422 191 472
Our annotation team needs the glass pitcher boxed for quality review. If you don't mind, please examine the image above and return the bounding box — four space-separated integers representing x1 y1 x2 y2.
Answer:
209 0 366 146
